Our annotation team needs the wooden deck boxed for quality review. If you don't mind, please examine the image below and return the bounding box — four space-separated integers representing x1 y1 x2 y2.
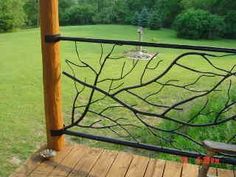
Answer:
11 144 235 177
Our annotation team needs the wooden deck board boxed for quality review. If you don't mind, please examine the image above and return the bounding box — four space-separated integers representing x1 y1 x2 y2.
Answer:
48 145 87 176
68 147 103 177
11 144 235 177
88 150 118 177
162 161 183 177
125 155 150 177
106 152 133 177
29 146 74 177
144 159 165 177
182 163 198 177
208 167 217 176
218 168 235 177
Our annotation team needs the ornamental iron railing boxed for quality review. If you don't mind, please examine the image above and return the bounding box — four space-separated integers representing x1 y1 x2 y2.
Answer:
46 35 236 165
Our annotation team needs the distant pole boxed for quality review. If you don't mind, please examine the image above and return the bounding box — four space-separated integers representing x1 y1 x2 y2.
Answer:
137 27 144 52
39 0 65 151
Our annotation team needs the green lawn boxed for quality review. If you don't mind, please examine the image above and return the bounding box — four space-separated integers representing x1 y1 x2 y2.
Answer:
0 25 235 177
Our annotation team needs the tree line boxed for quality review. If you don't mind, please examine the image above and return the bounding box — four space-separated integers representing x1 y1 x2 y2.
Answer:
0 0 235 39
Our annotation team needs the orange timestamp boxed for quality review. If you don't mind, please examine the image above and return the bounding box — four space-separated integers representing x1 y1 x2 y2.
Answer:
180 156 220 165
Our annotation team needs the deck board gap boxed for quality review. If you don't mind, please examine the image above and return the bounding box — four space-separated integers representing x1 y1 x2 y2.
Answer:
84 149 105 177
161 161 167 177
104 152 119 177
179 163 184 177
66 150 89 177
48 145 89 176
143 159 151 177
123 155 134 177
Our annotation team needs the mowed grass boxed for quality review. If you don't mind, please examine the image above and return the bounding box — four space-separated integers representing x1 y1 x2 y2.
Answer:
0 25 236 176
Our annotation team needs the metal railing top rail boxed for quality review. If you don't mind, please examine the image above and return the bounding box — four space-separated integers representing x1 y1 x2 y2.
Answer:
45 34 236 54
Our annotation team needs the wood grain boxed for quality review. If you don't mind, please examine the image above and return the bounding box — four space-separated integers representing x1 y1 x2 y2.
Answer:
106 152 133 177
68 147 103 177
182 163 198 177
10 144 236 177
88 150 118 177
48 145 87 176
208 167 217 176
28 145 73 177
163 161 182 177
144 159 165 177
39 0 64 150
125 155 149 177
218 168 235 177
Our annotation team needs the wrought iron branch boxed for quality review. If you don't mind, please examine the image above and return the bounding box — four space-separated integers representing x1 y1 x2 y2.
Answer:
63 43 236 151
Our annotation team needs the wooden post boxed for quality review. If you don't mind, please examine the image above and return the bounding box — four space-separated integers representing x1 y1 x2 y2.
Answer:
39 0 65 151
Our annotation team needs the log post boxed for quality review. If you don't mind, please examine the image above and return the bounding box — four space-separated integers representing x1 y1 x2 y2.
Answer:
39 0 65 150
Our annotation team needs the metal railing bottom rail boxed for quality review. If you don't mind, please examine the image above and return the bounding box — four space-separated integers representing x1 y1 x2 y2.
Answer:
51 129 236 165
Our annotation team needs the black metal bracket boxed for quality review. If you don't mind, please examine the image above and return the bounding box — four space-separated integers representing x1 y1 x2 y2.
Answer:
45 34 61 43
51 129 65 136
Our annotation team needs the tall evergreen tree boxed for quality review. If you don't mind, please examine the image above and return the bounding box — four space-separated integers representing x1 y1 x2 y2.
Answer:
149 12 162 30
132 11 140 26
138 7 150 27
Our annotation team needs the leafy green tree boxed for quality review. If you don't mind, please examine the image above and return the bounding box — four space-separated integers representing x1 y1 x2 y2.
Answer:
155 0 182 27
224 11 236 39
112 0 129 23
174 9 225 39
207 14 225 39
126 0 145 12
213 0 236 15
181 0 216 11
0 0 25 32
24 0 39 27
93 7 113 24
63 5 96 25
59 0 77 25
180 0 236 15
0 0 235 36
149 12 162 30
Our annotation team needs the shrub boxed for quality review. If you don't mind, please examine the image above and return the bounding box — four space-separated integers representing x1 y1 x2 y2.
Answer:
207 15 225 39
0 0 25 32
112 0 129 24
63 5 95 25
149 12 162 30
155 0 182 27
224 11 236 39
174 9 225 39
0 14 14 32
93 7 113 24
23 0 39 27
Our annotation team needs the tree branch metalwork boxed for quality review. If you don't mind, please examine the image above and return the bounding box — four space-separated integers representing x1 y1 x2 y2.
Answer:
62 41 236 157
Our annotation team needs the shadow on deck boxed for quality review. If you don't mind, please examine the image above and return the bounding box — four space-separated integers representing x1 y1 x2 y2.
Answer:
11 144 235 177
